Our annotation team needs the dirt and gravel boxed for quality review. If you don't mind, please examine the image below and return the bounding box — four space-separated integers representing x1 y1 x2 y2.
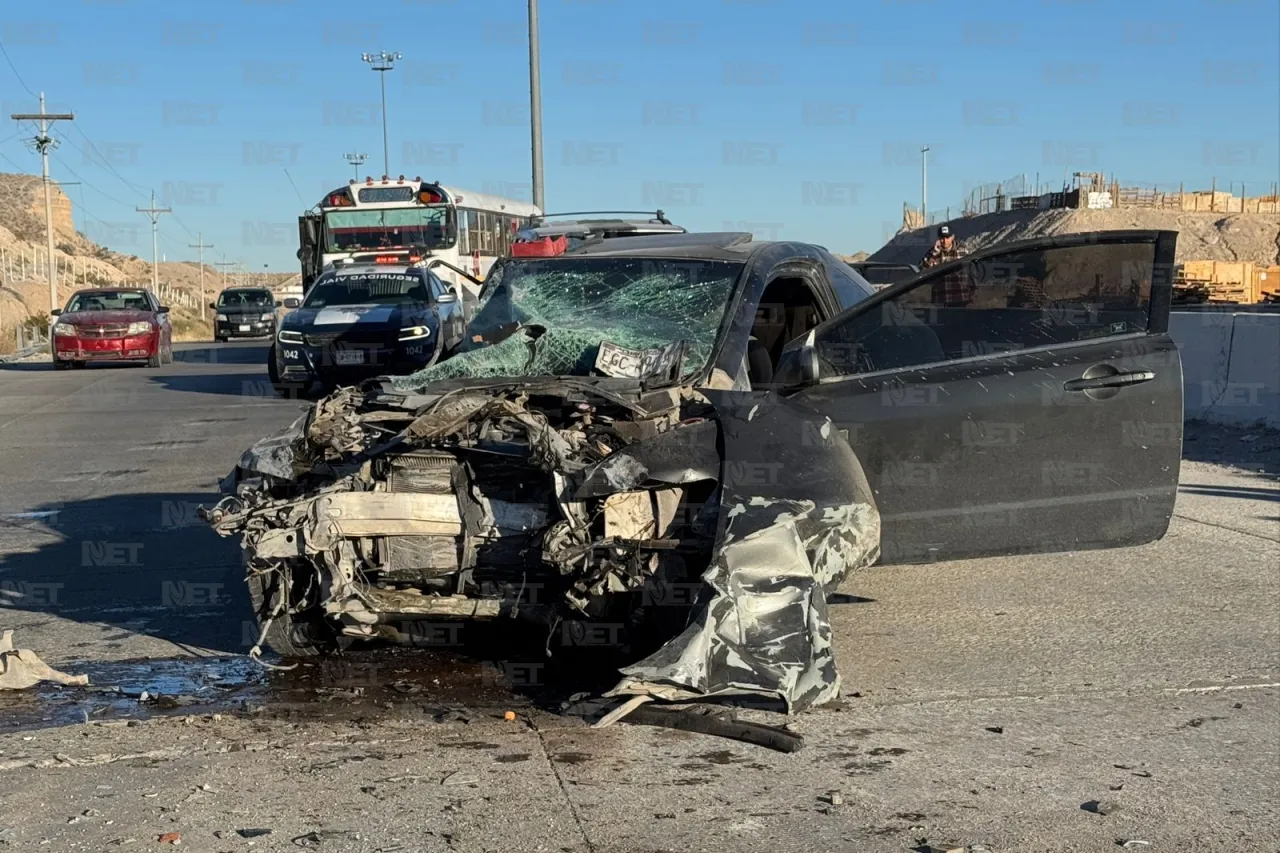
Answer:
868 207 1280 268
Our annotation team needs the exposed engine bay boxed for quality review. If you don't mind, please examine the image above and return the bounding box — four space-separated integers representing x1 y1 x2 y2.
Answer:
204 379 880 711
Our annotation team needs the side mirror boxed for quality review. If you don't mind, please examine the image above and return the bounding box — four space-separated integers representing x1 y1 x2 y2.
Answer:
157 305 171 314
50 308 61 316
772 333 821 388
209 302 217 310
283 297 300 309
436 290 458 304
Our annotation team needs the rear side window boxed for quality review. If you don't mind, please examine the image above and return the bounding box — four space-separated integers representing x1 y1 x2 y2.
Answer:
814 240 1159 375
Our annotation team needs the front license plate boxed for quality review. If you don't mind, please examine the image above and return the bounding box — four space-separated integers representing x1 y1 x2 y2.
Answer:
335 350 365 365
238 324 251 332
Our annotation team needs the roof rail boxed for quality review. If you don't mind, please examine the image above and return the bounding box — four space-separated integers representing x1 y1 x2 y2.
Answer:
530 210 674 225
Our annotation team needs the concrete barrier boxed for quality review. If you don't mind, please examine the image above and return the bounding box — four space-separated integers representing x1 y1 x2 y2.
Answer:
1169 311 1280 428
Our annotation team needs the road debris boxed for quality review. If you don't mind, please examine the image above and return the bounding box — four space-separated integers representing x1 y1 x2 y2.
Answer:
621 704 804 752
1119 841 1151 849
592 694 653 728
821 791 843 805
984 726 1003 734
1082 799 1122 816
156 831 181 844
236 828 272 838
0 630 89 690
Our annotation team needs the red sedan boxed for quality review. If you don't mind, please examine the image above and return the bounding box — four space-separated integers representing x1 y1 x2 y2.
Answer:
51 288 174 369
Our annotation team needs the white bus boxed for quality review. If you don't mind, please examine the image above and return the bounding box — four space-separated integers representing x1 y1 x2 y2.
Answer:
298 177 541 297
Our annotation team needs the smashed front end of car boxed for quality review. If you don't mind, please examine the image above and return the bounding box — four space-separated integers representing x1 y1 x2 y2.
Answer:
204 259 881 711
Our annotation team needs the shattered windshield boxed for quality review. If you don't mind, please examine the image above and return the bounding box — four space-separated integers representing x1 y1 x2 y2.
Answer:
393 257 741 387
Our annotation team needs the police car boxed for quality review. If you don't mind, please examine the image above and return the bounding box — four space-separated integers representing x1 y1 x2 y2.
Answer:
268 255 466 397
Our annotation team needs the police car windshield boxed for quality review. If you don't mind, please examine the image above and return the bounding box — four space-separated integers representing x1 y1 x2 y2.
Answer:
303 272 430 308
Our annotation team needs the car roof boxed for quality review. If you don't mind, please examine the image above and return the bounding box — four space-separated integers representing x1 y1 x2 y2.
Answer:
221 286 273 293
71 287 148 295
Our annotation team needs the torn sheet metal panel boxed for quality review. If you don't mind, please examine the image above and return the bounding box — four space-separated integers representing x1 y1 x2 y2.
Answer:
609 393 880 712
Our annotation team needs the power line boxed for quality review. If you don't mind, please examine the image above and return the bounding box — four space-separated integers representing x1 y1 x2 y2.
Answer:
0 36 36 98
50 150 138 210
66 120 150 199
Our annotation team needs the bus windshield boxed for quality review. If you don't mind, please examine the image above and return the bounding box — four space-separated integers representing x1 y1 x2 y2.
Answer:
324 207 453 253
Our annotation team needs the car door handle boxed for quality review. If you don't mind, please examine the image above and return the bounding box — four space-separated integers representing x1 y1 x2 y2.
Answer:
1063 370 1155 392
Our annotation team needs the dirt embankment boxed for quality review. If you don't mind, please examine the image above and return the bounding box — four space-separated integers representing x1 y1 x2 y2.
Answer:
868 208 1280 267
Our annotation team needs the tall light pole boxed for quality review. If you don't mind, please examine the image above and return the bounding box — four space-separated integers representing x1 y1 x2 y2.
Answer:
920 145 930 228
11 93 76 314
361 52 401 177
345 152 367 182
528 0 545 212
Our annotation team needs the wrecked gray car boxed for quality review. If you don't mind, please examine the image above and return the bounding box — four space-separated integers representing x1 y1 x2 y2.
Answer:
205 230 1186 711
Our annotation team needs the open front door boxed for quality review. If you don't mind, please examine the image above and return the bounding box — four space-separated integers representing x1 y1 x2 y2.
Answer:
297 212 323 290
787 230 1182 564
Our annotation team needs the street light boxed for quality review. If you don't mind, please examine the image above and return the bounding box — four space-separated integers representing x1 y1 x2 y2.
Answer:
344 152 367 182
361 52 401 177
920 145 930 228
527 0 545 212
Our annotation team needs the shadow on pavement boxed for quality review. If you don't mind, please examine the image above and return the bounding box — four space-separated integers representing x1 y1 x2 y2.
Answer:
0 491 253 657
149 373 289 399
173 343 271 365
1178 484 1280 503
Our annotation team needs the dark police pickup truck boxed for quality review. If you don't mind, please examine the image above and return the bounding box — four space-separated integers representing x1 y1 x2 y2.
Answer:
268 258 466 397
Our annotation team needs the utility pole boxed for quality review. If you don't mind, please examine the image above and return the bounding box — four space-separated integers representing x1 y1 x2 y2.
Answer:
528 0 545 212
361 52 401 177
920 145 930 229
344 152 367 182
136 190 171 291
11 93 76 314
189 234 214 320
214 259 234 291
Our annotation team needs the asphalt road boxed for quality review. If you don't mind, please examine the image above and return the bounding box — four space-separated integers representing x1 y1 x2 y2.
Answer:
0 342 1276 852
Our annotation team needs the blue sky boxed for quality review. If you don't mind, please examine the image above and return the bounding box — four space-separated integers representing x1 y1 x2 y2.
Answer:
1 0 1277 271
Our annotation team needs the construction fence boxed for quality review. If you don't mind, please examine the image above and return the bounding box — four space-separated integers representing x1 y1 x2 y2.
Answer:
923 174 1280 221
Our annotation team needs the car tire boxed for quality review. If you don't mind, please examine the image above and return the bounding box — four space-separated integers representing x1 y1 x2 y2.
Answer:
147 351 162 368
214 335 224 343
246 566 352 658
53 360 69 371
71 360 85 370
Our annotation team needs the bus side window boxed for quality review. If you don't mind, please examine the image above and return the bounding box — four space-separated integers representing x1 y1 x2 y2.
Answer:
466 210 480 251
457 208 470 254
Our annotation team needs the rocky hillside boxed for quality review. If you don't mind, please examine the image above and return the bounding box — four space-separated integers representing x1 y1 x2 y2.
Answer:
0 172 295 343
868 207 1280 268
